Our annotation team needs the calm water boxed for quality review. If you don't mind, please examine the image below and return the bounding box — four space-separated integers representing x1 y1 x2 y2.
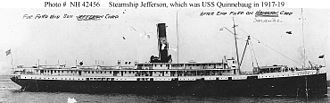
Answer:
1 75 329 103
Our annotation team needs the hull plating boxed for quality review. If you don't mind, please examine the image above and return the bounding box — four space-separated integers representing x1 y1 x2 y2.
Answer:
11 73 327 97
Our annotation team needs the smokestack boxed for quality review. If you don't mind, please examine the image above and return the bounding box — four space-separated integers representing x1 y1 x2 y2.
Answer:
150 23 172 63
157 23 169 62
157 23 167 38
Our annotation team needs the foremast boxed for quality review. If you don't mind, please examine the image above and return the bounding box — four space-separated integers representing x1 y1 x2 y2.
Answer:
232 18 241 74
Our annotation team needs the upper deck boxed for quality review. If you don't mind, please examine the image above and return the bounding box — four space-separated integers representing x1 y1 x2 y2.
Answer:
11 59 240 78
136 61 237 70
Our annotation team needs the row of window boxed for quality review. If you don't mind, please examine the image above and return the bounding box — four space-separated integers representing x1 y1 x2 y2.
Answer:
37 70 235 78
23 76 270 81
138 64 227 68
40 70 78 74
259 74 291 78
24 76 84 80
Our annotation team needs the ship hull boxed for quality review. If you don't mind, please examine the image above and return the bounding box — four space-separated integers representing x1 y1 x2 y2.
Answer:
10 73 327 97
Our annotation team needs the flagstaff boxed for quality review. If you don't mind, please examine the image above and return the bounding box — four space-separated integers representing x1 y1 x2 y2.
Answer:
5 49 13 68
11 52 13 67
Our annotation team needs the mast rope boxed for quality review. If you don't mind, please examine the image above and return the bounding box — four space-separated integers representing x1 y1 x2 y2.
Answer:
237 29 303 66
249 40 260 68
220 25 303 66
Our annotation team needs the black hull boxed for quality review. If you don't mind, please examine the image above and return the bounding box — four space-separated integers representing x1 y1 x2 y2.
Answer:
11 73 327 97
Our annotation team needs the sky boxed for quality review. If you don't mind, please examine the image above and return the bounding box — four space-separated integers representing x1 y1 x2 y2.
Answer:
0 8 329 78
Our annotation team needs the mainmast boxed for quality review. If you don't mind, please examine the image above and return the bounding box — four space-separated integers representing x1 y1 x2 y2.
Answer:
301 8 306 68
232 17 241 74
176 11 180 63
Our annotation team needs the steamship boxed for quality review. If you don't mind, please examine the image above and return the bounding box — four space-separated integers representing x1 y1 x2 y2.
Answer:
10 23 327 97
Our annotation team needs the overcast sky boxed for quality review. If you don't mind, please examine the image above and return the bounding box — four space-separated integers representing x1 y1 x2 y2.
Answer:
0 8 329 78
